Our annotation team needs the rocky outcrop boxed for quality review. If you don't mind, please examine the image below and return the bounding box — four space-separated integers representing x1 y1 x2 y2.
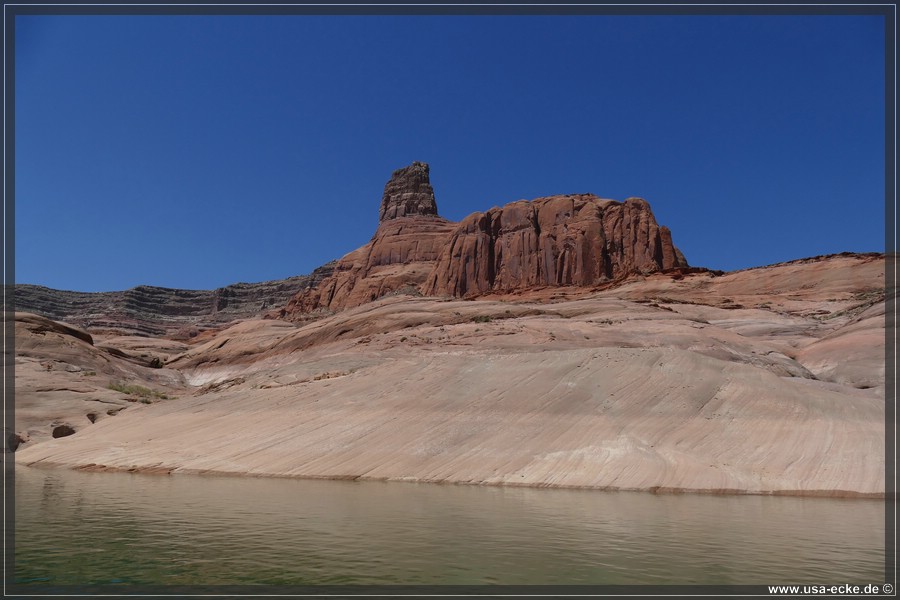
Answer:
20 162 689 328
15 266 334 337
14 312 95 345
424 194 689 298
279 217 455 316
13 311 189 449
280 163 689 318
279 162 455 317
379 161 439 222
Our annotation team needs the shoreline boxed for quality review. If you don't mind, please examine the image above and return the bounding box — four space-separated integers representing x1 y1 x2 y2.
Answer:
17 461 885 500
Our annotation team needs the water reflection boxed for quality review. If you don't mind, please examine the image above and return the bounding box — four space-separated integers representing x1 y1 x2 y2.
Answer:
15 465 883 585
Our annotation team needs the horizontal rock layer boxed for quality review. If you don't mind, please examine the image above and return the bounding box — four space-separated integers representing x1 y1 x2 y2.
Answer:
15 265 333 337
379 161 439 222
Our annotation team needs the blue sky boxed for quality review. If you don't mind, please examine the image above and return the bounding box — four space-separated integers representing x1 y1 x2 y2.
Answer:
15 13 886 292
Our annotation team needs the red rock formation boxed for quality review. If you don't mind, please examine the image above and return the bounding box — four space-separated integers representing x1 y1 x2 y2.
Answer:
280 163 689 318
422 194 688 298
281 216 455 315
279 162 454 316
379 161 439 221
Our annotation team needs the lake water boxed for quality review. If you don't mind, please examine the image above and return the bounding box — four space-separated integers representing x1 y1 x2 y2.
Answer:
13 465 884 587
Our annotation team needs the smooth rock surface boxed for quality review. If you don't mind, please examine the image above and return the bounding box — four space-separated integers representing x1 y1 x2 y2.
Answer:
13 312 188 448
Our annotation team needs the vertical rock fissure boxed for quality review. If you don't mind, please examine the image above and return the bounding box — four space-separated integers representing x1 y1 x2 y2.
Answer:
486 212 497 290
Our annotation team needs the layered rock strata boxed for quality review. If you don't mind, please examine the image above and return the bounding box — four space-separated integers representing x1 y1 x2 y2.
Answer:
378 161 439 221
15 267 333 337
278 218 456 315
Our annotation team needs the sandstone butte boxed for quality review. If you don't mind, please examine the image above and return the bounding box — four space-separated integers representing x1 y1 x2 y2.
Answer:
278 161 689 316
12 162 886 499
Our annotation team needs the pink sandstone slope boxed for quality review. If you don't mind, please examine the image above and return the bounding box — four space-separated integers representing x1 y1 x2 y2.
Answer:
16 253 885 498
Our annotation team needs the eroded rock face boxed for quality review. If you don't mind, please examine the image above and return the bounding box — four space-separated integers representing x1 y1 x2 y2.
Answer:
279 163 455 317
423 194 689 298
280 164 689 317
379 161 439 222
280 216 456 315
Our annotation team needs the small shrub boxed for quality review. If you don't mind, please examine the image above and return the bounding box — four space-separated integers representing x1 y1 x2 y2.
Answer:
471 315 493 323
108 382 169 400
310 370 354 382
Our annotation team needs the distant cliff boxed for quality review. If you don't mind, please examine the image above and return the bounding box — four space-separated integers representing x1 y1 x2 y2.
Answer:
15 264 334 337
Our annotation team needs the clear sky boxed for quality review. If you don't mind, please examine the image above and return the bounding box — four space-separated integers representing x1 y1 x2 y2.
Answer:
15 12 886 292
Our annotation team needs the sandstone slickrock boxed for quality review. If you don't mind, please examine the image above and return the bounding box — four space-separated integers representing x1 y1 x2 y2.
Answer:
14 312 95 346
13 312 188 449
16 254 886 497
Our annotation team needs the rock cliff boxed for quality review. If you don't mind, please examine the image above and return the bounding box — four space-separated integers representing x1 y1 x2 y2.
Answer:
279 162 455 315
15 265 333 337
280 162 688 318
424 194 688 297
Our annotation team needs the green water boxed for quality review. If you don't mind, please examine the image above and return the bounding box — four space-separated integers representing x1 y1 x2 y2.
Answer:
14 465 884 586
